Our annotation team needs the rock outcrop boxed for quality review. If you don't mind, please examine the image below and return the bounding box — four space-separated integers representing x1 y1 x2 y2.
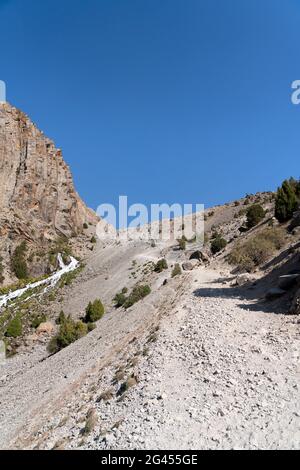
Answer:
0 102 98 281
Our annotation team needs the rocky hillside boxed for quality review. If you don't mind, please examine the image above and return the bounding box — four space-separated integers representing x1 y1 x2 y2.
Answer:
0 103 98 283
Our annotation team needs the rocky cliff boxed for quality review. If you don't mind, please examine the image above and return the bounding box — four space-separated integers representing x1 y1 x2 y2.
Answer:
0 102 98 282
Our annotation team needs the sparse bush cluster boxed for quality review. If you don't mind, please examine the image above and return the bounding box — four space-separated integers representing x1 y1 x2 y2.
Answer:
114 285 151 309
11 241 28 280
275 178 299 223
228 227 286 272
113 287 128 308
49 299 105 354
85 299 104 322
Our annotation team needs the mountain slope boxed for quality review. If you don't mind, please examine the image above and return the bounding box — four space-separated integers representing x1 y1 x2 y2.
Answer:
0 103 98 282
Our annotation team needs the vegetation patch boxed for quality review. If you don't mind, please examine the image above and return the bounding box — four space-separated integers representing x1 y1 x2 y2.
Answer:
275 178 299 223
246 204 266 229
85 299 105 322
171 263 182 277
11 241 28 280
123 285 151 309
154 259 168 273
228 227 286 272
48 314 88 354
210 233 227 254
5 315 22 338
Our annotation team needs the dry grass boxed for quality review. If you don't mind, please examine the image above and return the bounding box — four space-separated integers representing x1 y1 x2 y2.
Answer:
228 227 286 272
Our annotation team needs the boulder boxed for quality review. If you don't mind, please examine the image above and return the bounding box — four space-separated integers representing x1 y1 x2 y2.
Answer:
182 260 199 271
189 250 210 263
36 322 55 336
233 274 253 286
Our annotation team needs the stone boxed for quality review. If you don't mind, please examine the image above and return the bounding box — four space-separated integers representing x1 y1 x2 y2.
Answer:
234 274 252 286
182 260 199 271
36 322 55 336
189 250 210 263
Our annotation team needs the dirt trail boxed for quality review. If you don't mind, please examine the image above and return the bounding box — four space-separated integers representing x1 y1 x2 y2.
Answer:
89 268 300 450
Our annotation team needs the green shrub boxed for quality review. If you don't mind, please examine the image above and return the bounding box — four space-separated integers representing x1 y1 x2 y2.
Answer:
154 259 168 273
5 316 22 338
56 310 66 325
246 204 265 228
123 285 151 309
228 227 285 271
178 237 186 251
48 316 88 354
87 322 96 332
275 179 299 223
211 234 227 254
11 242 28 279
85 299 105 322
31 314 47 329
171 264 182 277
90 236 97 244
113 292 127 308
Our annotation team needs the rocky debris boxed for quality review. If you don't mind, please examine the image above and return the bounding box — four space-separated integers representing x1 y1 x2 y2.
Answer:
6 266 299 451
182 260 199 271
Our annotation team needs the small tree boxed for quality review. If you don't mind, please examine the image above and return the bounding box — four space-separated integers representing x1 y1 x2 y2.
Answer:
85 299 105 322
246 204 265 229
275 179 298 223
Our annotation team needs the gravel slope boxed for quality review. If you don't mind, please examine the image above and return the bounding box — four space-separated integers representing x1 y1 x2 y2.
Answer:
0 244 299 450
84 269 300 450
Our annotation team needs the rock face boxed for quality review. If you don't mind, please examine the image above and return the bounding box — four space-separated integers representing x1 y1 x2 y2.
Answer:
0 103 96 239
0 102 98 280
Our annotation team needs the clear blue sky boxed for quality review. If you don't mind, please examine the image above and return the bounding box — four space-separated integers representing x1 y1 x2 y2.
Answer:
0 0 299 211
